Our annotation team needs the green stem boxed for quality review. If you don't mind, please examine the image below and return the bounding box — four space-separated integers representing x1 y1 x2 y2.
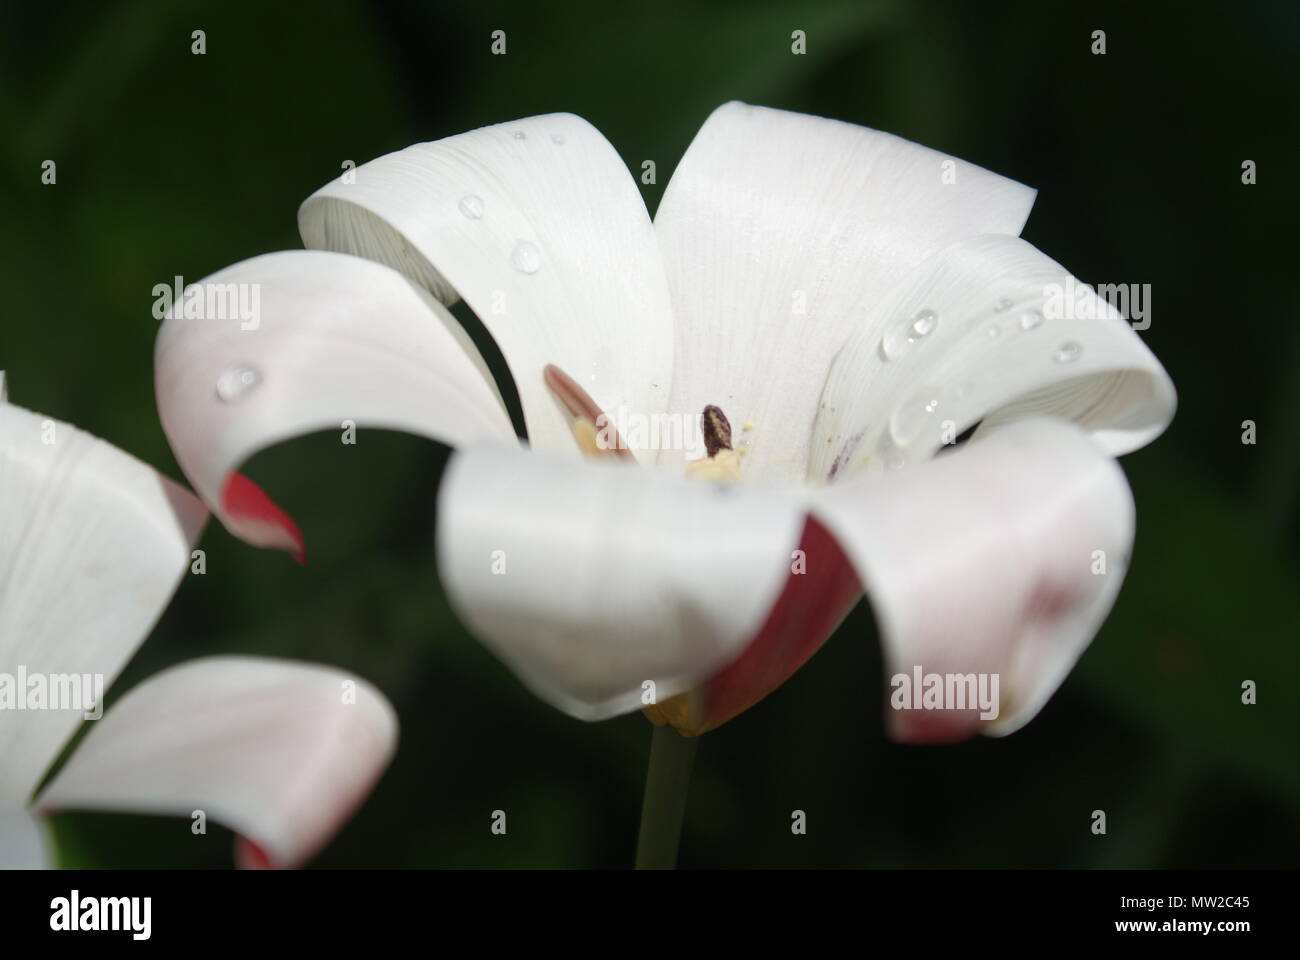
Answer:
634 725 698 869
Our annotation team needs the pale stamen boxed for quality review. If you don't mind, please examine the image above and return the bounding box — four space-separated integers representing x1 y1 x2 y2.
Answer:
543 363 637 461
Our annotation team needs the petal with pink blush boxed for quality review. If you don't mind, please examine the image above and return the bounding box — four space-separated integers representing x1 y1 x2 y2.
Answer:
36 657 398 869
811 417 1135 741
221 472 306 564
155 250 516 558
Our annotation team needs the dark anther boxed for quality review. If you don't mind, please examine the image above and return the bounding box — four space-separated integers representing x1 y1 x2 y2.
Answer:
702 405 733 458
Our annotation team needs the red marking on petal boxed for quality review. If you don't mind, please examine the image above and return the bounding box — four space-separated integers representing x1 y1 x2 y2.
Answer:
689 515 863 735
221 472 307 564
1024 580 1076 623
887 708 983 745
234 836 274 870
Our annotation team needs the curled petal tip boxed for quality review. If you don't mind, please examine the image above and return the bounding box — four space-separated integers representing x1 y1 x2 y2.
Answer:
235 836 275 870
220 472 306 563
887 709 983 746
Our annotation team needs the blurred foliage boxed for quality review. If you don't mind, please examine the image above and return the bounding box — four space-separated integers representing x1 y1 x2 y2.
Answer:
2 0 1298 868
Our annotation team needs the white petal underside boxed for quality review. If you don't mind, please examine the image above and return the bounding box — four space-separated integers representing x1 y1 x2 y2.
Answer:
812 417 1134 738
653 102 1038 484
35 657 398 869
299 114 675 462
154 250 515 550
0 404 206 804
810 235 1177 485
437 416 1130 737
0 808 51 868
435 446 805 720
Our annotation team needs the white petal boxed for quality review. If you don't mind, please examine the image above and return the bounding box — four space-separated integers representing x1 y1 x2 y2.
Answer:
0 808 52 869
35 656 397 869
811 417 1133 739
810 235 1176 485
154 250 515 555
435 446 805 720
299 114 675 461
0 403 206 804
654 102 1037 484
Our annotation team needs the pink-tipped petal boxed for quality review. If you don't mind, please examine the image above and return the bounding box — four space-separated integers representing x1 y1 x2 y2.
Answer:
234 836 274 871
35 657 398 869
155 250 517 554
221 472 306 564
440 419 1134 741
812 417 1135 741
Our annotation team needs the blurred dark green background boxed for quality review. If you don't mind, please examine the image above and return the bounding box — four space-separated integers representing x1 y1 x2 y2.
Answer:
2 0 1297 868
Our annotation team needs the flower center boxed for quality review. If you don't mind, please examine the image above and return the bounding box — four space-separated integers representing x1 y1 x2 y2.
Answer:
543 363 740 482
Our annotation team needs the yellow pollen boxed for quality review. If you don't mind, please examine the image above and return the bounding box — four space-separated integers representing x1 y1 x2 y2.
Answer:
685 448 742 482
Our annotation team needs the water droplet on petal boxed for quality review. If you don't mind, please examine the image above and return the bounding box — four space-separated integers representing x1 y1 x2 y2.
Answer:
911 309 939 338
884 450 907 471
550 133 565 145
1054 341 1083 364
216 365 260 403
458 194 484 219
510 240 542 274
995 297 1013 312
512 130 526 140
986 325 1001 339
1019 309 1044 331
880 308 940 360
889 391 941 446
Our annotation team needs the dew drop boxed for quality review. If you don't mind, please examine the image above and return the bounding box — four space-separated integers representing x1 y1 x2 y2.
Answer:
510 240 542 274
911 309 939 338
512 130 526 140
986 325 1001 339
995 297 1013 312
458 194 484 219
880 308 940 360
1019 309 1044 331
1053 341 1083 364
884 450 907 471
216 366 260 403
889 391 941 446
550 133 565 145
